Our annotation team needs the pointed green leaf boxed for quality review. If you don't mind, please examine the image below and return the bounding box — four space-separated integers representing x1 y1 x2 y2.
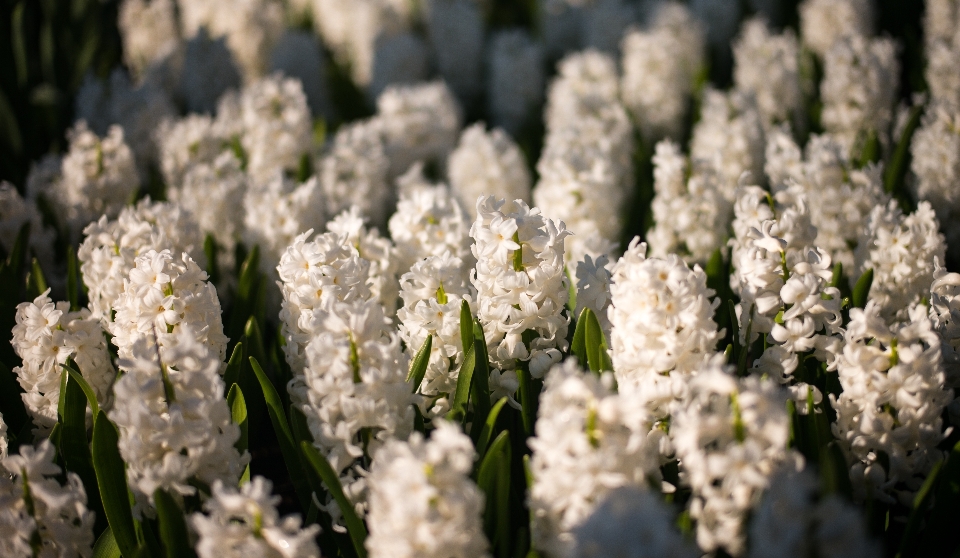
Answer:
469 319 492 439
92 527 122 558
565 265 577 314
28 257 48 298
154 489 195 558
203 234 220 288
460 300 474 358
61 362 100 421
92 417 139 558
897 460 944 558
853 268 873 309
300 442 368 558
583 309 611 374
59 364 104 532
227 384 248 456
885 104 923 196
250 357 312 510
571 307 589 367
222 342 244 391
477 430 511 547
406 335 432 391
475 397 508 460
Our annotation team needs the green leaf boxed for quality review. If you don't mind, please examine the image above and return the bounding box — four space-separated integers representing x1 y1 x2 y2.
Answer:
852 268 873 309
460 300 474 358
917 440 960 556
819 442 853 499
475 397 508 460
583 309 611 374
565 265 577 314
92 417 139 558
92 527 121 558
406 334 432 391
59 364 105 532
67 246 81 312
300 442 368 558
469 319 492 440
227 384 248 456
0 360 28 452
61 362 100 421
222 342 244 392
571 308 588 367
885 104 923 196
153 489 195 558
450 309 477 423
477 430 511 553
830 262 843 289
249 357 312 510
897 460 944 558
857 129 881 168
203 234 220 288
227 245 262 341
28 257 48 298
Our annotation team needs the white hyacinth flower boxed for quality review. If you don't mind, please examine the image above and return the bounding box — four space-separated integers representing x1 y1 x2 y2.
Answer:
294 298 415 528
239 74 313 185
327 207 401 317
320 118 391 230
732 17 803 130
0 440 95 558
448 123 532 220
376 81 463 178
110 325 247 517
78 199 203 324
191 477 320 558
831 301 952 505
671 362 798 556
608 238 721 422
470 196 571 384
12 290 115 435
798 0 874 59
855 201 946 323
529 359 664 558
366 421 489 558
910 103 960 258
397 253 475 416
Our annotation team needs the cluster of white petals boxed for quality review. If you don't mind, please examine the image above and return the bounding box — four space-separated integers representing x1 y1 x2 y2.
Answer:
277 227 373 377
191 477 320 558
608 239 721 422
239 75 313 185
819 35 899 153
798 0 873 58
855 201 946 322
327 207 400 317
397 254 474 416
671 364 797 556
765 129 888 273
30 123 138 240
78 199 203 323
930 263 960 394
294 297 415 526
366 421 488 558
447 124 532 220
470 196 570 385
319 119 391 229
536 50 633 268
110 324 246 516
178 0 285 81
389 168 473 276
748 464 879 558
910 103 960 257
528 360 663 558
118 0 179 79
376 81 462 178
732 18 803 130
620 2 705 144
831 301 952 504
12 290 115 435
0 440 94 558
690 89 765 202
924 0 960 108
646 140 732 265
570 486 698 558
110 249 228 364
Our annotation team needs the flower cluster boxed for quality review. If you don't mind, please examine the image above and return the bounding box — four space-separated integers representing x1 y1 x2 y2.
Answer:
0 440 95 558
12 291 115 434
191 477 321 558
528 360 663 558
366 421 488 558
470 196 570 384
